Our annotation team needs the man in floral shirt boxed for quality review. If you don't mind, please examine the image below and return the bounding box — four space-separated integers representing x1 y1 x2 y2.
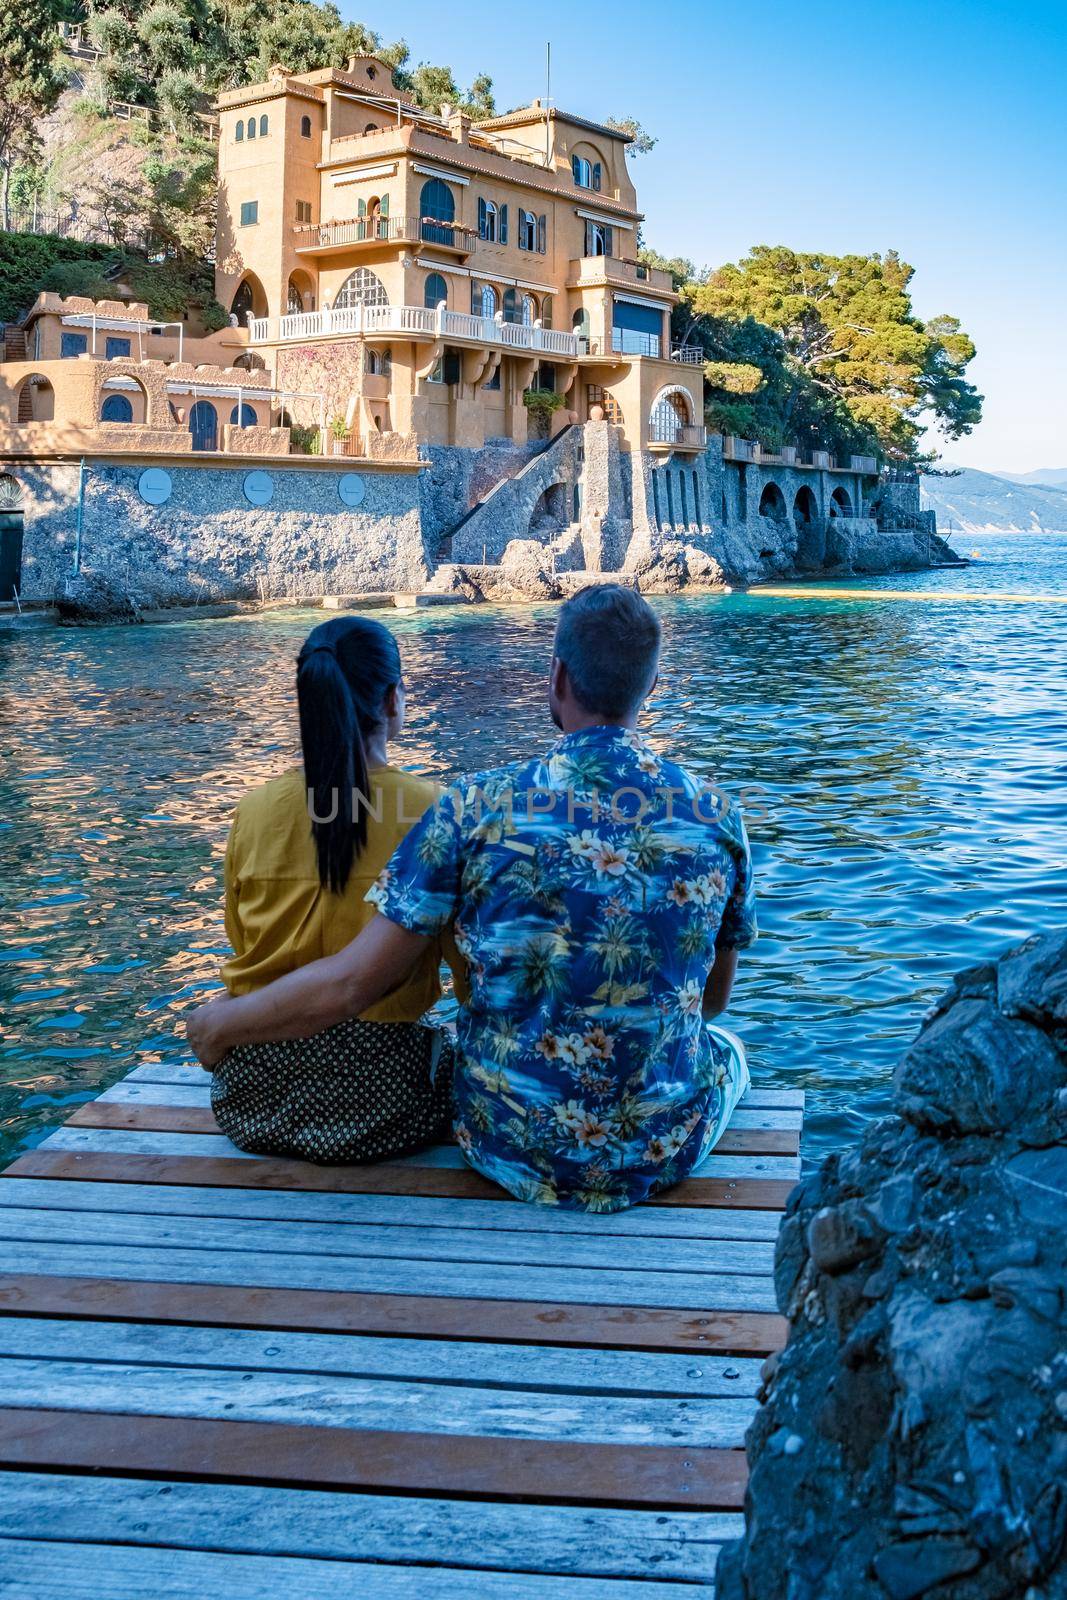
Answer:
188 585 756 1212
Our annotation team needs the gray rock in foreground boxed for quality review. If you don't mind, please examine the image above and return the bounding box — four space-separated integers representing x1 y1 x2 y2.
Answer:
54 569 142 625
716 929 1067 1600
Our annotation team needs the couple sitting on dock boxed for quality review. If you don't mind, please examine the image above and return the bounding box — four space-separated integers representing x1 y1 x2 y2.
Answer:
185 584 757 1214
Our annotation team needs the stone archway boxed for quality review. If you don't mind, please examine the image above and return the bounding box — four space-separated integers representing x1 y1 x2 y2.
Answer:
830 485 853 517
794 485 818 525
528 481 569 535
231 273 267 327
758 481 787 522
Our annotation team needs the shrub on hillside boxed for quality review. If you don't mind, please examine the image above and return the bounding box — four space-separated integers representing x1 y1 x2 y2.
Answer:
0 233 114 322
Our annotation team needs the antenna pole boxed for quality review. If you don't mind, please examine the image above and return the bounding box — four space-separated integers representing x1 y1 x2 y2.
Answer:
545 42 551 166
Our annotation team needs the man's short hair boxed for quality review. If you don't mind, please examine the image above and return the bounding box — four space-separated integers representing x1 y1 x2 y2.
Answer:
553 584 661 718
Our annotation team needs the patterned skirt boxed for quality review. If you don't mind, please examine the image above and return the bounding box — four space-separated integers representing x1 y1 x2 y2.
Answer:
211 1020 454 1165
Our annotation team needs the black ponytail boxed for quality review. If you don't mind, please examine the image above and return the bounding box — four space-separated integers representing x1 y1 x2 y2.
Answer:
296 616 402 893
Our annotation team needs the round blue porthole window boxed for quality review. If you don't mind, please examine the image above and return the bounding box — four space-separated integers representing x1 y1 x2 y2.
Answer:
338 472 366 508
243 470 274 506
138 467 172 506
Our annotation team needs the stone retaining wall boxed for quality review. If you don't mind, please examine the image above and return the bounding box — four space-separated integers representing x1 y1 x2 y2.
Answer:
6 457 428 606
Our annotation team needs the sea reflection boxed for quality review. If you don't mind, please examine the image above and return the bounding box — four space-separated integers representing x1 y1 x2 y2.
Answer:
2 530 1065 1164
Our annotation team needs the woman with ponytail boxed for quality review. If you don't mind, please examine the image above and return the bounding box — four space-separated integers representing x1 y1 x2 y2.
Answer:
210 615 466 1163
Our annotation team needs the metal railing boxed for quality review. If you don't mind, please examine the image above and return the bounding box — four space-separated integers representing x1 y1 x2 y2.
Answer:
611 329 662 358
294 215 479 252
670 346 704 365
650 422 706 448
258 304 582 357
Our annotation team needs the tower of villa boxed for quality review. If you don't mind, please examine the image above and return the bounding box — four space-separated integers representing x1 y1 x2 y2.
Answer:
214 55 705 459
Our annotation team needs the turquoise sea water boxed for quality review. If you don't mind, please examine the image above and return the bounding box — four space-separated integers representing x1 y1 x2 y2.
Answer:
1 529 1065 1166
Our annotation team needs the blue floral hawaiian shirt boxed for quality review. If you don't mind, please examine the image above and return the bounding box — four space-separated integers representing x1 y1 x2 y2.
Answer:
369 724 757 1211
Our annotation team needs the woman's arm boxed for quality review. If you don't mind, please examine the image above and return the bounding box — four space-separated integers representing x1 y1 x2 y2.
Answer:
186 914 430 1067
702 945 739 1019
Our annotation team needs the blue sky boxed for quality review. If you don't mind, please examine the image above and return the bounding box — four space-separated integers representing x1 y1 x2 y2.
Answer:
355 0 1065 474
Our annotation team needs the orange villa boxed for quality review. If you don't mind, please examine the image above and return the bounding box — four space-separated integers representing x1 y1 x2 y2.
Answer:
0 54 923 610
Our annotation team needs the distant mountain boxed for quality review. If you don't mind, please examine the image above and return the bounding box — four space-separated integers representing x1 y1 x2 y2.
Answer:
920 467 1067 534
998 467 1067 488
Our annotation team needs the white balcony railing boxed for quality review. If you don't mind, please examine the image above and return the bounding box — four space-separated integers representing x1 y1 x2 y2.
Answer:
251 305 583 358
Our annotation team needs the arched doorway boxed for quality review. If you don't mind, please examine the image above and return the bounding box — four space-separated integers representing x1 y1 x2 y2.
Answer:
229 402 257 428
794 485 817 525
419 178 455 246
758 482 787 522
189 401 218 451
830 486 853 517
16 375 54 422
0 474 23 601
230 275 266 328
287 271 315 315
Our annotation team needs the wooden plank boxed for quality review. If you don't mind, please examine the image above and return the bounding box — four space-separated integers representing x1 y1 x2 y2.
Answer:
0 1178 786 1241
0 1536 692 1597
97 1082 803 1131
0 1471 741 1583
0 1276 788 1354
4 1149 796 1210
0 1356 758 1447
68 1100 799 1155
0 1203 776 1277
123 1061 804 1108
0 1409 750 1508
0 1317 767 1396
36 1127 801 1183
0 1239 779 1311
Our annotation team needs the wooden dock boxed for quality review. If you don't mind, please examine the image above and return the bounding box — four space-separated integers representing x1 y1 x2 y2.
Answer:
0 1060 803 1595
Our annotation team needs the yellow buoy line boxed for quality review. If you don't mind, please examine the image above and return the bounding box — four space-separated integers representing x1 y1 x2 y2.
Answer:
753 586 1067 604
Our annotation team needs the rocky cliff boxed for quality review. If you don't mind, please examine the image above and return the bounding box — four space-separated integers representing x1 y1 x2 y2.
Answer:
715 928 1067 1600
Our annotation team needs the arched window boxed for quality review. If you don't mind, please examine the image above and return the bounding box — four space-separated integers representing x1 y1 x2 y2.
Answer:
477 283 497 319
100 392 133 423
287 279 304 314
364 121 378 134
419 178 455 245
366 349 381 376
334 267 388 309
586 221 609 257
189 401 218 452
572 308 591 347
649 389 691 444
521 294 536 327
502 287 519 324
572 155 592 187
479 198 498 242
229 403 257 428
234 352 265 371
300 114 312 138
424 272 447 310
247 117 256 139
259 113 268 136
518 209 537 251
235 120 244 142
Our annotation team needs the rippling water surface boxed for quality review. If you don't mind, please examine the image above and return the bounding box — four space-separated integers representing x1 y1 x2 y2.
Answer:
2 530 1065 1164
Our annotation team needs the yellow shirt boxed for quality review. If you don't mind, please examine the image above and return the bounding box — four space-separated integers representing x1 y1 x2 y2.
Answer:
221 764 467 1021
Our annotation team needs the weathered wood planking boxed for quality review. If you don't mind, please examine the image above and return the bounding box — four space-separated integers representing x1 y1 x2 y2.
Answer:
69 1098 801 1154
0 1177 786 1240
0 1408 749 1507
0 1316 767 1396
0 1472 741 1583
5 1147 798 1209
0 1202 777 1276
0 1535 707 1597
0 1060 804 1586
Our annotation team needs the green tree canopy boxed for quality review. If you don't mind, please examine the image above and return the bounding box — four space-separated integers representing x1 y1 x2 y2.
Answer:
692 246 982 461
0 0 66 227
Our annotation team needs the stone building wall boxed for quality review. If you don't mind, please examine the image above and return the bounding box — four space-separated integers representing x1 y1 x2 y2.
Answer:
7 457 427 606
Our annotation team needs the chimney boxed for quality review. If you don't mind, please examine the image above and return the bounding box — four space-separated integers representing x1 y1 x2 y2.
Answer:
447 106 471 144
